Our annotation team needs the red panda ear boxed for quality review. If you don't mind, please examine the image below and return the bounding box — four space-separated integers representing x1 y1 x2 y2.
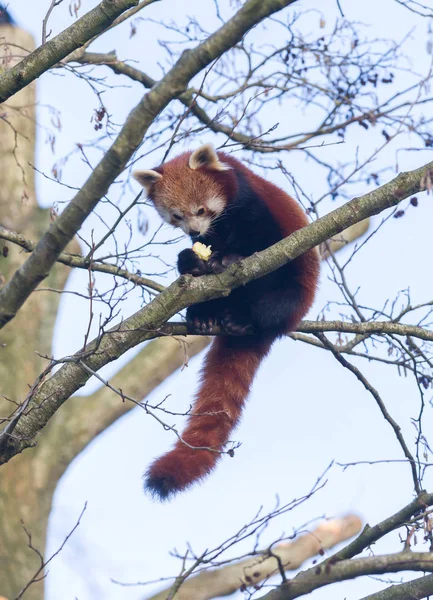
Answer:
189 144 229 171
132 169 162 193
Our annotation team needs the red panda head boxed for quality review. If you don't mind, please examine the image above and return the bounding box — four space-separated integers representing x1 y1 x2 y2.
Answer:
133 144 232 238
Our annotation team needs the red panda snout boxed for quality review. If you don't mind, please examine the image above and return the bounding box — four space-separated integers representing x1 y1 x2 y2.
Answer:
182 214 212 237
155 203 216 237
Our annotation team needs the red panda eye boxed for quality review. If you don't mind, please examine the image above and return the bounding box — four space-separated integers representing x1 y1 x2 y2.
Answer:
196 208 205 216
173 213 182 220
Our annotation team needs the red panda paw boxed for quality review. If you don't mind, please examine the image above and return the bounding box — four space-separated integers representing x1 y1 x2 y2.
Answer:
177 248 208 276
187 314 220 333
221 311 254 336
186 302 224 333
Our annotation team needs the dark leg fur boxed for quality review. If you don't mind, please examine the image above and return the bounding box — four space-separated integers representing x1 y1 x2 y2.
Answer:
186 302 254 335
248 286 306 333
178 249 244 277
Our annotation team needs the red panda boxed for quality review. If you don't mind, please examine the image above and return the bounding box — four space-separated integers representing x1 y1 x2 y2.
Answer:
133 144 320 500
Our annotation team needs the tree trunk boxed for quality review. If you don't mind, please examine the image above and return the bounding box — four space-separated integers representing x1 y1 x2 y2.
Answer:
0 24 53 599
0 22 209 599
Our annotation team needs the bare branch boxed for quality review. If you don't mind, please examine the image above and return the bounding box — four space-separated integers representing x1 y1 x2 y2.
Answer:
0 225 165 294
0 0 140 103
15 504 87 600
147 516 362 600
261 552 433 600
359 573 433 600
316 332 421 494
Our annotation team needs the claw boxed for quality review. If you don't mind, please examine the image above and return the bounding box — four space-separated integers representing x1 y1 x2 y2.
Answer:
187 315 218 334
220 311 254 336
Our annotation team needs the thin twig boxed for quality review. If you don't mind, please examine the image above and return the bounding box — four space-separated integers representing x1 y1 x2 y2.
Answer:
315 332 421 495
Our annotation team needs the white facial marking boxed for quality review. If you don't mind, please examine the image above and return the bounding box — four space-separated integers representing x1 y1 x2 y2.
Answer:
187 216 211 236
206 196 225 215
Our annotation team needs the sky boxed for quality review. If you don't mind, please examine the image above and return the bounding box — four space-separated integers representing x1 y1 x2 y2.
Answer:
5 1 433 599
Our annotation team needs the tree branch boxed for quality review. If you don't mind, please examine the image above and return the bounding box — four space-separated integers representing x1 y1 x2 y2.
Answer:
359 572 433 600
43 334 210 482
158 319 433 344
0 225 165 294
146 516 362 600
261 552 433 600
0 213 372 299
0 0 140 103
0 0 300 331
316 332 421 494
79 49 425 156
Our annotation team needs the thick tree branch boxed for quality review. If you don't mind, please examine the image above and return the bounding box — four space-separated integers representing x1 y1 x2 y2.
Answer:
261 552 433 600
330 491 433 562
298 319 433 342
148 492 433 600
0 161 432 464
2 219 429 344
359 573 433 600
0 0 140 103
0 0 300 331
0 214 371 298
148 494 433 600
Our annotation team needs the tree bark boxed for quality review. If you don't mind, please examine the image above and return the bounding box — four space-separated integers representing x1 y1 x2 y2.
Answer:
0 23 57 600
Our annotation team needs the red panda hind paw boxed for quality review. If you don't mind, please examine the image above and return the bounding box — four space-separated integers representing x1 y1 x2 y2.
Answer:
188 314 220 334
221 312 254 336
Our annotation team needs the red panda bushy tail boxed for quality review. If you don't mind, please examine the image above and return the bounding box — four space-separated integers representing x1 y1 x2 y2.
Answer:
144 334 274 500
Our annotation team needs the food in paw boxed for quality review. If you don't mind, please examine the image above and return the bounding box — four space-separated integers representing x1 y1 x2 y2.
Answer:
192 242 212 261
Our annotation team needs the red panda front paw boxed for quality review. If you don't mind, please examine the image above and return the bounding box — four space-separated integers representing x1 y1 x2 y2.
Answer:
177 249 208 276
178 249 225 276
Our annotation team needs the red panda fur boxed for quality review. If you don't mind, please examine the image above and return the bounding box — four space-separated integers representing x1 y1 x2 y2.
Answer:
133 144 319 500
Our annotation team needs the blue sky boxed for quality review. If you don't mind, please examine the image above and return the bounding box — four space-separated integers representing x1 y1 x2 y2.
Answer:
6 1 433 598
